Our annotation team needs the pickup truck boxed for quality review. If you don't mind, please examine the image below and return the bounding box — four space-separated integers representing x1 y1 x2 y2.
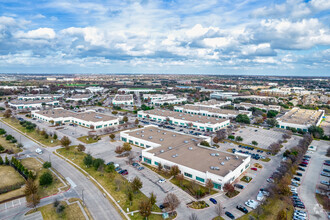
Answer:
245 199 259 209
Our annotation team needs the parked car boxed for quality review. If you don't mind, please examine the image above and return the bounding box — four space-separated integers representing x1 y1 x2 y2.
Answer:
296 172 302 176
159 203 169 209
323 168 330 173
320 181 330 186
299 163 307 167
245 199 259 209
121 170 128 175
324 162 330 166
158 179 166 184
115 167 122 172
118 169 127 174
234 184 245 189
298 167 305 171
225 211 235 219
321 172 330 177
137 166 144 171
251 167 258 171
236 205 248 214
301 161 308 165
209 198 217 204
293 177 301 181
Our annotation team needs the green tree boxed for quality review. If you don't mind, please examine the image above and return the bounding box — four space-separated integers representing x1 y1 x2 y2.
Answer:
39 171 53 186
123 116 128 123
200 141 210 147
123 143 132 152
252 141 258 146
139 199 152 219
236 136 243 142
43 161 51 169
170 165 180 176
235 114 250 124
53 133 58 140
25 178 40 209
5 156 9 165
83 154 93 167
308 125 324 139
109 133 115 140
266 118 278 127
77 144 86 152
131 176 143 193
267 110 278 118
0 156 3 165
105 163 115 173
135 118 139 125
149 192 157 206
92 158 104 170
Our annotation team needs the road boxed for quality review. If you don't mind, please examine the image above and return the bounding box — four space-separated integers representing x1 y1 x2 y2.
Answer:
299 140 328 220
0 120 123 220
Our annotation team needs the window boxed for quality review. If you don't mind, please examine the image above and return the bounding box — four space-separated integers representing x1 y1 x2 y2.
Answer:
184 172 192 178
129 140 133 144
213 182 221 189
146 145 151 148
164 165 170 170
140 143 144 147
196 176 205 183
121 137 127 142
154 161 159 166
135 141 139 145
143 157 151 164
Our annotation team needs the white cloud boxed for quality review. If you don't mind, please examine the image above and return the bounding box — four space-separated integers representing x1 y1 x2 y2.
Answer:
15 28 56 39
310 0 330 10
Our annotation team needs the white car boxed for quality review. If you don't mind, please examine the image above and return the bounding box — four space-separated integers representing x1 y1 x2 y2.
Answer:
158 179 166 183
35 148 43 154
245 199 259 209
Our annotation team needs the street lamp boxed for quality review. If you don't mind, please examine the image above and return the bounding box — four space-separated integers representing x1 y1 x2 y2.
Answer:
82 189 85 205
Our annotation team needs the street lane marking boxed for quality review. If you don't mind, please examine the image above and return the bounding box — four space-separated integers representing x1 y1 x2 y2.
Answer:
66 177 77 188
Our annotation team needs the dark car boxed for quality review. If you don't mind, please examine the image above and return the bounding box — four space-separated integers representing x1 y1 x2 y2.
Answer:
121 170 128 175
225 211 235 219
323 168 330 173
118 169 127 174
296 172 302 176
236 205 248 214
293 177 301 181
324 162 330 166
234 184 244 189
298 167 305 171
209 198 217 204
159 202 169 209
299 163 307 167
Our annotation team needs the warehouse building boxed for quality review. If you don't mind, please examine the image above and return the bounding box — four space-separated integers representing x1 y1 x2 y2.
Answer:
194 100 232 108
174 104 252 119
32 108 119 129
112 94 134 106
234 102 281 112
120 125 251 190
17 94 63 101
66 94 93 102
276 107 324 132
137 109 230 132
9 99 60 109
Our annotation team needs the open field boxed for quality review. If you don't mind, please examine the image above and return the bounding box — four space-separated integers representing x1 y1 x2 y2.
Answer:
21 158 65 198
0 165 25 190
1 117 60 147
0 136 22 154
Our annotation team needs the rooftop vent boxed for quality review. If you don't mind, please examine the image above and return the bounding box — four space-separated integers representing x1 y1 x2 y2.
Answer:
184 140 189 143
172 134 176 137
141 130 144 133
214 167 220 170
163 132 166 135
157 130 160 132
136 132 139 135
188 147 193 150
220 162 225 165
160 150 165 153
226 157 230 160
235 156 239 159
215 153 219 156
211 153 216 156
172 154 178 158
150 129 153 131
160 138 164 141
168 146 172 150
141 134 144 137
149 136 153 139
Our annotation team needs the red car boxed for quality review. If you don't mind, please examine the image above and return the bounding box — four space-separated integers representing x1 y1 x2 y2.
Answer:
301 161 308 165
251 167 258 171
324 162 330 166
121 171 128 175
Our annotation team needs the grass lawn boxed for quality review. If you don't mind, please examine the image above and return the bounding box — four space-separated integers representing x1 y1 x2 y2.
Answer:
77 136 100 144
316 193 330 211
26 201 86 220
237 195 294 220
57 146 162 220
226 139 270 152
21 158 66 198
261 157 271 162
0 165 25 189
170 176 218 199
0 165 26 202
225 189 240 198
143 163 172 179
1 117 60 147
188 201 210 209
212 217 225 220
0 136 22 154
240 176 252 183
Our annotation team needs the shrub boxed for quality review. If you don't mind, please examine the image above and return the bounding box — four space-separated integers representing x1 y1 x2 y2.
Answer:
43 162 52 169
200 141 210 147
39 171 53 186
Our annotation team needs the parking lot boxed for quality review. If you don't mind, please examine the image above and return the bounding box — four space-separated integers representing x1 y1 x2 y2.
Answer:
233 126 285 149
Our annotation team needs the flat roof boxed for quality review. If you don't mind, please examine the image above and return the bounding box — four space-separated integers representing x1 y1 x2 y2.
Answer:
68 94 92 99
129 126 247 177
10 99 58 105
277 107 323 126
142 109 228 124
35 108 118 122
177 104 246 115
235 103 280 110
114 94 133 101
196 100 230 106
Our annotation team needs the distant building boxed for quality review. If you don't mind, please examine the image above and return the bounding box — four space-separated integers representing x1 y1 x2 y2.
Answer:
138 109 230 132
276 107 324 132
66 94 93 102
194 100 232 108
234 103 281 112
120 125 251 190
174 104 252 119
86 86 104 93
32 108 119 129
9 99 60 109
112 94 134 106
18 94 63 101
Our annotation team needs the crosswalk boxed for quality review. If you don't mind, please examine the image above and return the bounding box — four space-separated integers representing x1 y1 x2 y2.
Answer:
0 198 26 212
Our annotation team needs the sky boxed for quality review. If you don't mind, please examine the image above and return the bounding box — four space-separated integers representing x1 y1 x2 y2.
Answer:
0 0 329 76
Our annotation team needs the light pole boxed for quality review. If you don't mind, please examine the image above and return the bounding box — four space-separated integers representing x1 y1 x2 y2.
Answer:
82 189 85 205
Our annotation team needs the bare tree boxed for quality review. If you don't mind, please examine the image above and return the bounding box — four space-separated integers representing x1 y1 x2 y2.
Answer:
139 199 152 219
25 178 40 210
216 129 227 140
176 174 184 187
164 193 180 215
206 179 214 193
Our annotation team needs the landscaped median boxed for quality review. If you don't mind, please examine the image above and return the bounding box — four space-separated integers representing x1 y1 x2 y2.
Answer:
1 117 60 147
55 146 164 220
25 198 91 220
77 135 100 144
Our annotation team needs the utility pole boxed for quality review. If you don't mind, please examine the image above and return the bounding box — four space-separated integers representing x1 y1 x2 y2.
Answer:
82 189 84 205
